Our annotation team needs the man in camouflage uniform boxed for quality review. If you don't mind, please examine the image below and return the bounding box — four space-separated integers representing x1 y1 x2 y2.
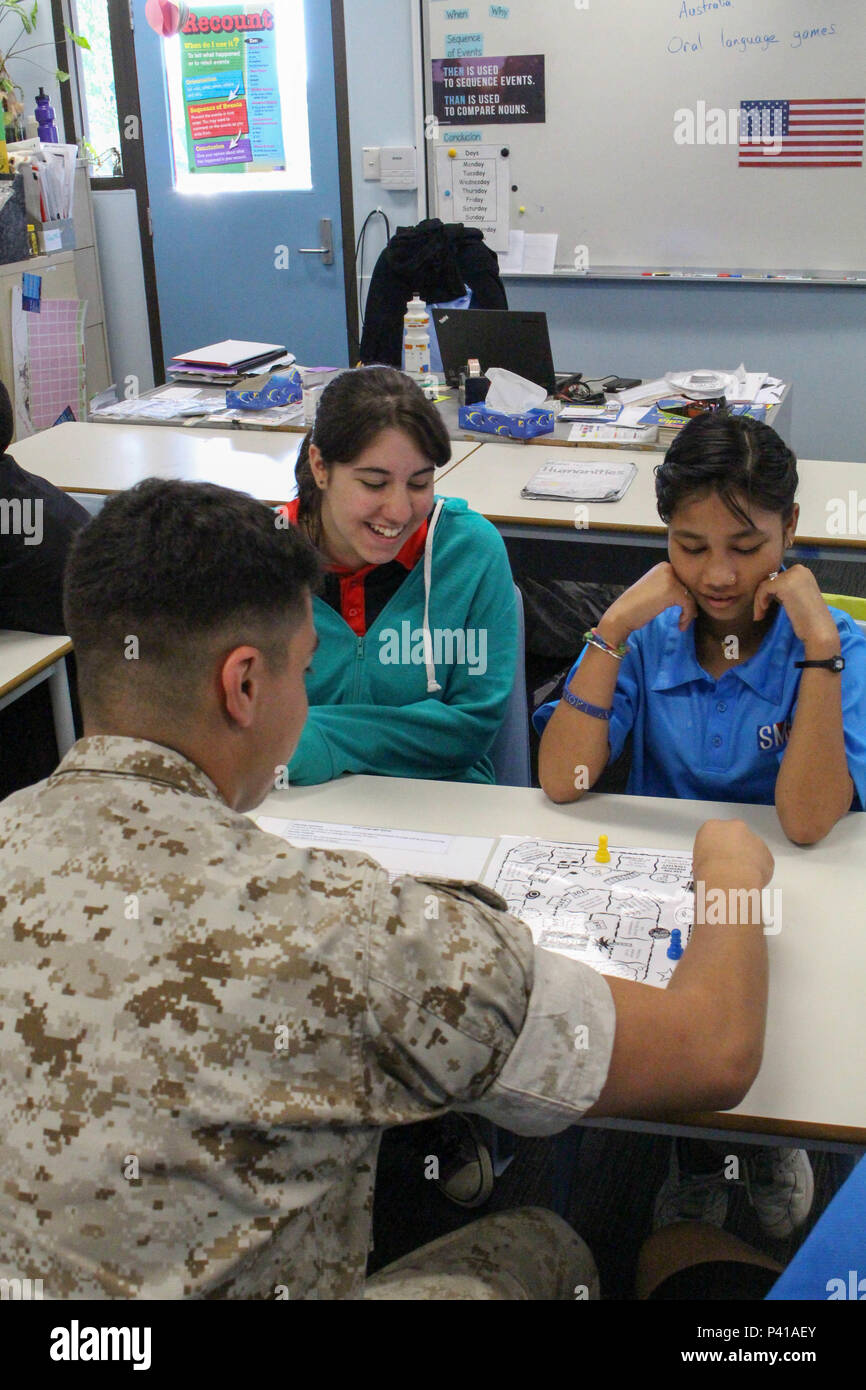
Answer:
0 479 773 1299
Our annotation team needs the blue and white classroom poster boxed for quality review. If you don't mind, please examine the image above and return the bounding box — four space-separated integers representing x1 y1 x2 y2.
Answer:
179 5 286 174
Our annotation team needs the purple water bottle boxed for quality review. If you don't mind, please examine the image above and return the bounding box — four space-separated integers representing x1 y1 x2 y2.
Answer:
35 88 59 143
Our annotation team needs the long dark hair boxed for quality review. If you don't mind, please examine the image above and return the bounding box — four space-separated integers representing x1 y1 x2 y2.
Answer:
295 367 451 545
654 411 798 529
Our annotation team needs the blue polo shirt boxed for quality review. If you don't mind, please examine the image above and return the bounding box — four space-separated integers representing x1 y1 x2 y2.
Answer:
533 604 866 808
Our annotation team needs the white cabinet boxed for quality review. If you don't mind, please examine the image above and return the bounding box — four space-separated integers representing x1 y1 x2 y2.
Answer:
73 163 111 401
0 163 111 441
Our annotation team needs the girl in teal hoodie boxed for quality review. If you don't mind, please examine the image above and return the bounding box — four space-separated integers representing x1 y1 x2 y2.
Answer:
281 367 517 784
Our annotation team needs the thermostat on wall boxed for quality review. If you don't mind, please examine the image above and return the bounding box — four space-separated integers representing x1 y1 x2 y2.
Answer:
380 146 417 190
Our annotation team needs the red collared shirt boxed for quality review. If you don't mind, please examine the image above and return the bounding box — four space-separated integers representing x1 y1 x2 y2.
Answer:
278 499 428 635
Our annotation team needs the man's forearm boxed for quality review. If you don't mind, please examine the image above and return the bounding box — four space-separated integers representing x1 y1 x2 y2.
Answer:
670 864 769 1087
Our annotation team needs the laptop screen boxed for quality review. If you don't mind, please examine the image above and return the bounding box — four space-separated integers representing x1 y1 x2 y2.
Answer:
431 309 556 394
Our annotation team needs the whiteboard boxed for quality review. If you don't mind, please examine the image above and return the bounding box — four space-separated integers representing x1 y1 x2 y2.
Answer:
421 0 866 276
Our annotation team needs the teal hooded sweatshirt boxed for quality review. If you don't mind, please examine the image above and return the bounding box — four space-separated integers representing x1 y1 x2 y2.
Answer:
287 496 517 785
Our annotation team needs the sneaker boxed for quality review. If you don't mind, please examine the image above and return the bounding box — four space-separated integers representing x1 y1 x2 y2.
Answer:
433 1113 494 1209
653 1140 730 1229
744 1147 814 1239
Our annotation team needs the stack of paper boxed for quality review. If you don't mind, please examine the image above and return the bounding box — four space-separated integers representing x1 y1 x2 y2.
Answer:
755 376 785 405
637 400 769 447
10 141 77 224
521 458 637 502
169 340 293 384
559 403 623 423
498 230 559 275
93 395 217 422
568 421 657 444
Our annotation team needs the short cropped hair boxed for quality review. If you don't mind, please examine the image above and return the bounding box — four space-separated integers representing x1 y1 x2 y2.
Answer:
64 478 321 719
655 411 798 529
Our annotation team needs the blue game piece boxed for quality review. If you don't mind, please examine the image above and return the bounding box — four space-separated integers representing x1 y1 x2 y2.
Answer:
666 928 683 961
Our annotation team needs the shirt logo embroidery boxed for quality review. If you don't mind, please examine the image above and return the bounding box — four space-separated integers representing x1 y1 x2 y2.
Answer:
757 719 792 751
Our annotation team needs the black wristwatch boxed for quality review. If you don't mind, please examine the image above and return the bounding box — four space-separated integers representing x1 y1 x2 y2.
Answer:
794 655 845 672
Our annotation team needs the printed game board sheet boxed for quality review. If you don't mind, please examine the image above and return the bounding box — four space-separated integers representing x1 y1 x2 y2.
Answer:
483 837 694 988
254 817 495 885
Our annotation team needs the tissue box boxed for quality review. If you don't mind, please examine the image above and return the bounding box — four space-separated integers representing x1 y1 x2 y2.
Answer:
226 369 303 411
458 403 555 439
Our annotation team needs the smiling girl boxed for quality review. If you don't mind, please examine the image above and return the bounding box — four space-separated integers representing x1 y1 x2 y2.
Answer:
279 366 517 785
537 411 866 844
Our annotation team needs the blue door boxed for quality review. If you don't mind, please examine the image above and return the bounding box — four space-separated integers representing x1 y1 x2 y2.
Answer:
132 1 349 367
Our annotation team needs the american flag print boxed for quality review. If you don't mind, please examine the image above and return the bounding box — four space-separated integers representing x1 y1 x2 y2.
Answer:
738 98 865 167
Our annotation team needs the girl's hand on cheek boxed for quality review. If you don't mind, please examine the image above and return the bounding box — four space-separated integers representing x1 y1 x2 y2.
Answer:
753 565 838 644
606 562 699 639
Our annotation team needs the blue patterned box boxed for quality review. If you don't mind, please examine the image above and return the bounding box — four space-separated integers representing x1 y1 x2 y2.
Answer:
457 403 555 439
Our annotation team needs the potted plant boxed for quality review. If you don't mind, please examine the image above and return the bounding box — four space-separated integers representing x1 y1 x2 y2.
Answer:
1 2 88 139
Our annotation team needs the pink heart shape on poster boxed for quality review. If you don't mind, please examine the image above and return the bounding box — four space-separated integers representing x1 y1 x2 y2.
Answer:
144 0 186 37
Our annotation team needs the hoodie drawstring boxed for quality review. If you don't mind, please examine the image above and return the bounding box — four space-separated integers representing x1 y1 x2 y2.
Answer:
422 499 445 693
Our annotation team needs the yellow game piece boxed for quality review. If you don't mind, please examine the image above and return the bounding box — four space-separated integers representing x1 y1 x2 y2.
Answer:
448 147 458 158
595 834 610 864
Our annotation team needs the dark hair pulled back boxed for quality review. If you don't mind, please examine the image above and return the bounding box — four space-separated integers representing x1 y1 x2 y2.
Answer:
654 411 798 529
295 366 451 544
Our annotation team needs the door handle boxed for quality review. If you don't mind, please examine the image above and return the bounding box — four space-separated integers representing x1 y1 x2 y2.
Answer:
297 218 334 265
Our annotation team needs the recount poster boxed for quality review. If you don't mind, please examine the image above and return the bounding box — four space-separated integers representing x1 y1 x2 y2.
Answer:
180 6 286 174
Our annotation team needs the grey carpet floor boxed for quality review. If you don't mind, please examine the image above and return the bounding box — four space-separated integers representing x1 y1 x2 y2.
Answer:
370 1122 857 1298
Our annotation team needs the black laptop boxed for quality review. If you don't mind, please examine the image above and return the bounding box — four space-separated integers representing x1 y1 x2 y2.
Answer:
431 308 556 394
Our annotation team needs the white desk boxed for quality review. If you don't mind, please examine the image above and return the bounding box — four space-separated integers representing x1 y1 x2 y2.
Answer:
0 631 75 757
257 775 866 1148
88 376 793 453
435 441 866 568
436 386 793 453
90 381 793 453
9 423 481 506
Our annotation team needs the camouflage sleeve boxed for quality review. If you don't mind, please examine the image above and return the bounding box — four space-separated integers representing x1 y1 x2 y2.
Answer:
362 871 616 1135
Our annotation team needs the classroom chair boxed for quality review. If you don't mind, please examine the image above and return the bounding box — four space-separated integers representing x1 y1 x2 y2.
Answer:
822 593 866 636
490 585 531 788
359 217 507 367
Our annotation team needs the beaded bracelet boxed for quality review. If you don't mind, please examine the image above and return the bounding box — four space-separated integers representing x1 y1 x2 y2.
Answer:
583 627 630 660
562 688 612 721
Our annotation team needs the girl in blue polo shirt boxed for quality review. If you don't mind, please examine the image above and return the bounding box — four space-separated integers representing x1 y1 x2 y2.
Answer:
537 409 866 1241
537 411 866 844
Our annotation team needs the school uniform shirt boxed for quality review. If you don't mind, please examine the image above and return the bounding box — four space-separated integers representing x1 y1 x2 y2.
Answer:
534 603 866 808
304 503 431 637
0 736 615 1299
280 495 517 785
